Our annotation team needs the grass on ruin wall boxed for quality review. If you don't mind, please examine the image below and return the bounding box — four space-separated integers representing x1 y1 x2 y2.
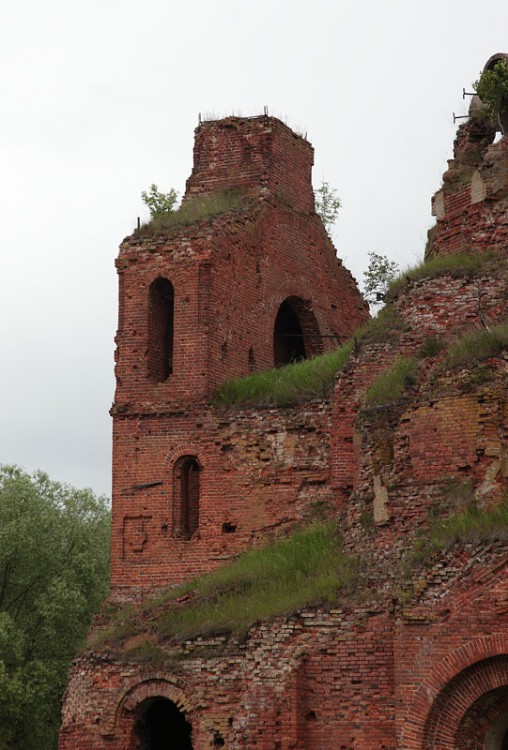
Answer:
407 494 508 576
364 357 418 407
430 498 508 545
135 190 243 237
96 523 359 647
213 342 353 408
443 320 508 369
157 522 358 639
385 252 491 300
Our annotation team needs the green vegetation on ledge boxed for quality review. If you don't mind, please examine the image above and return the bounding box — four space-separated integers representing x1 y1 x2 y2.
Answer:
408 495 508 576
135 190 243 237
364 357 418 407
96 523 359 646
213 342 353 407
385 252 489 301
431 497 508 546
443 320 508 369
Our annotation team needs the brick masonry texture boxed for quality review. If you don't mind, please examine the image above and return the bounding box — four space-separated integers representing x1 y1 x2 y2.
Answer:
61 108 508 749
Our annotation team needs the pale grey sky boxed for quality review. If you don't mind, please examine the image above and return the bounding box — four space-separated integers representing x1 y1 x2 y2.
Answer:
1 0 506 496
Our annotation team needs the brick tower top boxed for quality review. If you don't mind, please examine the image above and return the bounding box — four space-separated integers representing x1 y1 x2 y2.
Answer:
427 53 508 259
113 116 368 415
185 115 315 213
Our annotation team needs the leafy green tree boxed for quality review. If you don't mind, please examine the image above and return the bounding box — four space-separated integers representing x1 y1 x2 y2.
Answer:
141 184 179 217
363 251 400 307
315 180 341 233
0 466 110 750
474 59 508 133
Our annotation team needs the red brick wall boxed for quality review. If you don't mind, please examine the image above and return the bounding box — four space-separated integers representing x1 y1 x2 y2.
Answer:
60 114 508 750
186 116 315 214
110 402 333 597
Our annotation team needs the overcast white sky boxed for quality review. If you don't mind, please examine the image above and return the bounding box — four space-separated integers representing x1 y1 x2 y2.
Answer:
1 0 507 497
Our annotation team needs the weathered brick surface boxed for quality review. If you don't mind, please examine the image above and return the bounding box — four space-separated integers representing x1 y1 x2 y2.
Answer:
61 109 508 750
111 402 333 597
428 118 508 259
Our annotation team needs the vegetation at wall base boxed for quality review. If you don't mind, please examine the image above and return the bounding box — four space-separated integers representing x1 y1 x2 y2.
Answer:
212 342 353 408
94 523 360 648
135 190 243 236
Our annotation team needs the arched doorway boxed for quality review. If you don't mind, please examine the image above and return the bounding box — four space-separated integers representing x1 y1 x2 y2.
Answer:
273 296 322 367
422 656 508 749
134 697 193 750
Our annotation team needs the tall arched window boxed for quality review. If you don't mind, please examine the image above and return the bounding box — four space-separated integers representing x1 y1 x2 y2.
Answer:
173 456 200 540
273 296 322 367
147 278 174 382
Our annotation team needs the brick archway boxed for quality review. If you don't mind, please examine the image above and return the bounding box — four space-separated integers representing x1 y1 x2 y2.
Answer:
101 675 192 738
423 656 508 748
401 635 508 749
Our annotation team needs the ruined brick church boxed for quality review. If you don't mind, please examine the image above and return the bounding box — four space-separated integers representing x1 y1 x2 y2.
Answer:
60 54 508 749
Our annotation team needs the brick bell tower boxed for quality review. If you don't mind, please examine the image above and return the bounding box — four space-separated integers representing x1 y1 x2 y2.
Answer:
110 115 368 599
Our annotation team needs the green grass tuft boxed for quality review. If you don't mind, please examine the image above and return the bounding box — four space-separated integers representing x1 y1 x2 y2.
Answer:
135 191 243 237
156 523 358 639
430 498 508 546
444 320 508 369
418 335 444 359
212 343 353 408
355 305 407 343
93 523 360 647
386 253 488 300
364 357 418 407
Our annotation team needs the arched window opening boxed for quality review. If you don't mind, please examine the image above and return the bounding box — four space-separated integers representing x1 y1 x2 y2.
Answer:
273 296 322 367
135 697 193 750
147 277 174 382
173 456 200 540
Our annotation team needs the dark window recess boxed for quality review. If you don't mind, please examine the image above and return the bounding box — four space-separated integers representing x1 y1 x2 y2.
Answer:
273 296 323 367
173 456 200 539
147 277 174 382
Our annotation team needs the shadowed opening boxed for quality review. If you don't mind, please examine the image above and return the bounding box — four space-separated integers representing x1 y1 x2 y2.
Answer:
173 456 200 540
134 697 192 750
148 278 174 382
273 296 322 367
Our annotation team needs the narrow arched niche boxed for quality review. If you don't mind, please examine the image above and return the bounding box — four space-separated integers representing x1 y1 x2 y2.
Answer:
173 456 200 540
134 697 193 750
273 296 322 367
147 277 174 382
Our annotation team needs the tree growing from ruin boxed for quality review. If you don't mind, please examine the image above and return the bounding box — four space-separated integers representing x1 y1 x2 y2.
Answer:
141 183 179 217
315 180 341 233
474 59 508 133
362 251 400 307
0 466 110 750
